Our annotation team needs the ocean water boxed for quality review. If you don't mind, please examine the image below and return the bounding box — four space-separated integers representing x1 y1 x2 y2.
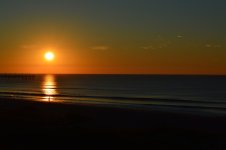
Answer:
1 74 226 113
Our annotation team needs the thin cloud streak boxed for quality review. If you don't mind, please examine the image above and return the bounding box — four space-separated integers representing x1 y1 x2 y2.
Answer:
91 46 110 51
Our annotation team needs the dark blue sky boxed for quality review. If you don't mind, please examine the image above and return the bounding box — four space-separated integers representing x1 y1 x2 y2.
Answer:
1 0 225 33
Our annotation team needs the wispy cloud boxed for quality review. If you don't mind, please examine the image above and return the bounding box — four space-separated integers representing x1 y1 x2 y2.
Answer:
177 35 183 38
142 44 168 50
205 44 212 48
205 44 222 48
142 45 155 50
92 46 109 51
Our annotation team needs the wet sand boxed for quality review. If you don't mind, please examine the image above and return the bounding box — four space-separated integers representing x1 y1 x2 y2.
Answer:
0 97 226 149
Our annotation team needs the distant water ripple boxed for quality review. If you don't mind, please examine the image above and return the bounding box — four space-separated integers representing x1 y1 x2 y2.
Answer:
1 75 226 113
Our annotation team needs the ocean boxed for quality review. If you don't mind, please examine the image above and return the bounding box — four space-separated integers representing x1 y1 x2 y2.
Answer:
1 74 226 113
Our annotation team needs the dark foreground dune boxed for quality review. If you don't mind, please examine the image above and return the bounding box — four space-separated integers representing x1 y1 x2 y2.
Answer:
1 97 226 149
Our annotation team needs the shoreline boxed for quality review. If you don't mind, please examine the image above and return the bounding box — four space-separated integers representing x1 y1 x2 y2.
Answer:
1 97 226 148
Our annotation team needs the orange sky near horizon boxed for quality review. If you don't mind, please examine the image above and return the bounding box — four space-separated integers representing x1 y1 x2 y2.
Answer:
1 42 226 74
1 36 226 75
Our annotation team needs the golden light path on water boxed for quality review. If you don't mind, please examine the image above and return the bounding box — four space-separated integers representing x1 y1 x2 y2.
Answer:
42 75 58 102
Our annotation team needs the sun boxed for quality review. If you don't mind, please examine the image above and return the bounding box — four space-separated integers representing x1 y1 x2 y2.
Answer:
44 52 55 61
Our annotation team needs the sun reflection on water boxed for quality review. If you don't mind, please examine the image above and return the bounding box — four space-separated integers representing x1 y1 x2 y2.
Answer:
42 75 57 102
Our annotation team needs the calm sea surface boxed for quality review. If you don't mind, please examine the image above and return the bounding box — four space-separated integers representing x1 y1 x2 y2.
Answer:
1 75 226 113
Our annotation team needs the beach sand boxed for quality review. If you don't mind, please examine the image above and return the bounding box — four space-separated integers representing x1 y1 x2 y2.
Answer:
0 97 226 149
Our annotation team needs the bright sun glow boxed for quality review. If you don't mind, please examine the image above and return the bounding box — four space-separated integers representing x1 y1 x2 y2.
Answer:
45 52 55 61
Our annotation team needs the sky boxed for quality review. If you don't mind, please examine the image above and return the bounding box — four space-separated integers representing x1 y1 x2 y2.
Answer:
0 0 226 74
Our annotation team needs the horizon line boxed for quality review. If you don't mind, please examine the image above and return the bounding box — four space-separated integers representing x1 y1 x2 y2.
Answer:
0 73 226 76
